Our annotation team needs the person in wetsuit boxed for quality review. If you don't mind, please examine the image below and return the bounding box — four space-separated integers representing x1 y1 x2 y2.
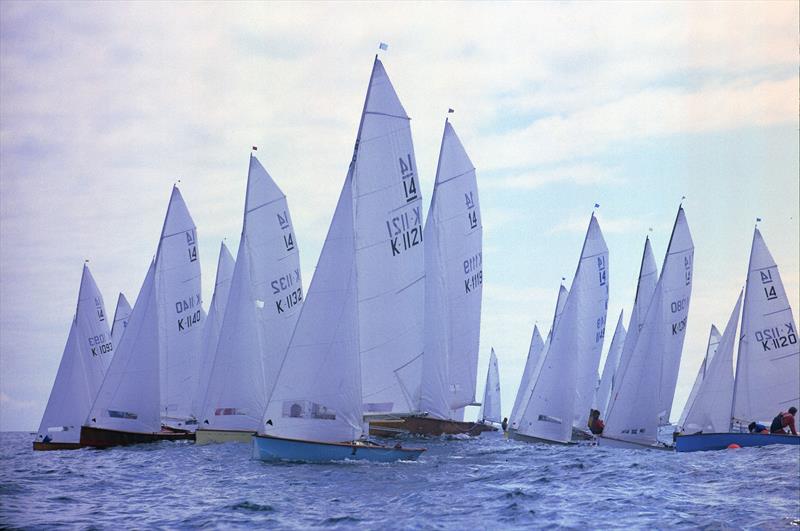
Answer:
501 417 508 432
588 409 604 435
770 407 798 435
747 421 769 434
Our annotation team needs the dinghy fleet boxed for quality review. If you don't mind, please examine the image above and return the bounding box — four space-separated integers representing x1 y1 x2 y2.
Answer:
34 54 799 460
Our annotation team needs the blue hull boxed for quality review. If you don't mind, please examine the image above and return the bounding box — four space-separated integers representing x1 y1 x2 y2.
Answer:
252 435 425 463
675 432 800 453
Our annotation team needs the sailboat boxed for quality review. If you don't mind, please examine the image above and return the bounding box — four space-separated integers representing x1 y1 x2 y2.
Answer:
191 242 235 437
599 206 694 450
478 349 502 426
593 311 626 420
509 285 569 433
675 324 721 432
110 293 132 344
195 153 303 444
511 214 609 445
676 228 799 452
369 117 490 437
80 187 200 447
252 56 425 462
34 265 112 450
509 325 544 431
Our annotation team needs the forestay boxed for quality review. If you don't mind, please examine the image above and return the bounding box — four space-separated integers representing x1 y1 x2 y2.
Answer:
110 293 132 344
594 310 626 417
479 349 501 424
87 262 161 433
681 292 742 433
731 228 799 426
156 186 204 425
192 242 235 421
605 207 694 444
517 215 608 443
353 58 426 416
677 324 721 431
36 265 112 445
420 119 482 420
200 155 303 432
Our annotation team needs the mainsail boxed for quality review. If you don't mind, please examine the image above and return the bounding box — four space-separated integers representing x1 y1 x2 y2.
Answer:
36 265 112 445
352 58 425 416
156 186 204 425
110 293 132 344
200 155 303 431
680 292 742 433
731 228 799 426
594 310 626 417
419 119 482 420
605 206 694 444
192 242 235 420
517 215 608 443
676 324 721 431
479 349 501 424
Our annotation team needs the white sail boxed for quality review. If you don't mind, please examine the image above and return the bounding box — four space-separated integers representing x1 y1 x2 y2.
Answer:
192 242 235 420
518 215 608 443
510 285 569 430
731 228 799 426
681 292 742 433
605 207 694 444
676 324 721 431
156 186 204 425
353 58 425 416
261 177 362 442
87 261 162 433
594 310 627 417
36 265 112 444
419 119 482 419
479 349 501 423
509 325 544 428
200 155 303 431
110 293 132 344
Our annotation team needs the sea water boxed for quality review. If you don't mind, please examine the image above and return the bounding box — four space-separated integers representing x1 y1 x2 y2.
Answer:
1 431 798 529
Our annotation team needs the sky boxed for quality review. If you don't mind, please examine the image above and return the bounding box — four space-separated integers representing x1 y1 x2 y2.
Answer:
1 1 798 431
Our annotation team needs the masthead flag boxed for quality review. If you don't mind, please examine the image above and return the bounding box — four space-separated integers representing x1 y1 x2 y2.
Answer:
379 42 388 51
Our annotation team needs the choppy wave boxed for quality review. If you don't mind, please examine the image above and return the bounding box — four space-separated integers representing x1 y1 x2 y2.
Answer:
1 431 798 529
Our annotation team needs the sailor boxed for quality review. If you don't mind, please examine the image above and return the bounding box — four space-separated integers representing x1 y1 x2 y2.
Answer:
501 417 508 432
769 407 798 435
588 409 605 435
747 421 769 434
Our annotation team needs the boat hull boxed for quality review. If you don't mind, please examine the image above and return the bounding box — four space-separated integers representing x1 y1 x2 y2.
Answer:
507 429 573 445
596 435 672 451
368 416 497 437
675 432 800 453
252 434 425 463
79 426 194 448
32 441 82 451
195 428 256 445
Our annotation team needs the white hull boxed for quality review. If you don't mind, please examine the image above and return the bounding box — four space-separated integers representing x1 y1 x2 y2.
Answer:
596 435 672 451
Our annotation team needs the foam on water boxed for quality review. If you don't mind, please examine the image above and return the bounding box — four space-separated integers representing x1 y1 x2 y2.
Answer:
1 431 798 528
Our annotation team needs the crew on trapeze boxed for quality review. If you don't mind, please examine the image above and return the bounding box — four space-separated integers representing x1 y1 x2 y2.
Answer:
769 407 798 435
588 409 604 435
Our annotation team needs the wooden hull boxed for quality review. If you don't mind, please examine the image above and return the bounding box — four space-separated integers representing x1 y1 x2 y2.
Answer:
368 416 497 437
507 428 574 445
195 429 256 445
675 432 800 453
252 434 425 463
79 425 194 448
596 435 672 451
32 441 82 451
